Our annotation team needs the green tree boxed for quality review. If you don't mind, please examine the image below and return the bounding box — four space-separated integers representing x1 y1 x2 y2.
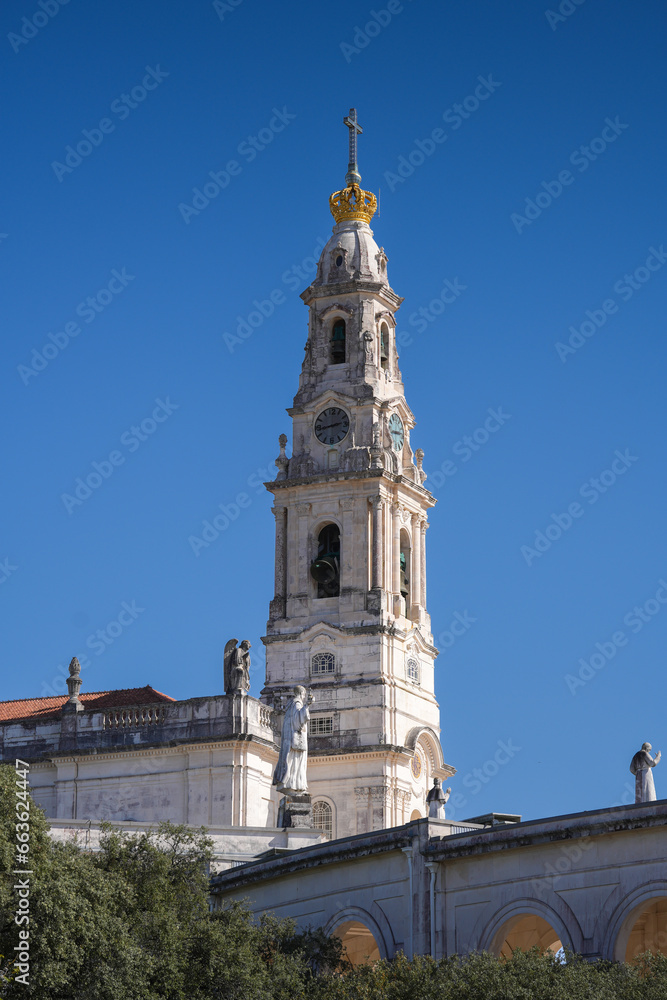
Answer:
2 764 667 999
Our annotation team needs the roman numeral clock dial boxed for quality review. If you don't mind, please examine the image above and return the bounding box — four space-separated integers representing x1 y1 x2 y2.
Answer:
314 406 350 445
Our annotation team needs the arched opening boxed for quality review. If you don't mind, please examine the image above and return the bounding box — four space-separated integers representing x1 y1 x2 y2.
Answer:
312 800 334 840
333 920 381 966
410 809 422 821
494 914 563 959
624 898 667 961
379 323 389 370
331 319 346 365
311 524 340 598
399 529 411 613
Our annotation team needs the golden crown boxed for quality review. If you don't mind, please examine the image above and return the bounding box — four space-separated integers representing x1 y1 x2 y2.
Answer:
329 184 377 225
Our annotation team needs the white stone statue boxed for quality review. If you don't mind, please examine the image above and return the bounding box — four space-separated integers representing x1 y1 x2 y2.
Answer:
630 742 661 802
426 778 451 819
272 686 313 795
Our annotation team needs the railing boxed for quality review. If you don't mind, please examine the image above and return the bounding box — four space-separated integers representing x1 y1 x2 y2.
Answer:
103 705 167 730
259 706 273 728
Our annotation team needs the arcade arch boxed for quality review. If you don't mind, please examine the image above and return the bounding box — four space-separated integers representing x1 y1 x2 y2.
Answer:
334 921 381 966
494 914 563 959
616 896 667 962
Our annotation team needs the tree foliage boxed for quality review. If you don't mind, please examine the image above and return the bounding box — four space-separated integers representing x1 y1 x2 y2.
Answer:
1 763 666 998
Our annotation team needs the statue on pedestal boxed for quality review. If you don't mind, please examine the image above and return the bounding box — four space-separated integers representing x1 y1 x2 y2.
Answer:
426 778 451 819
630 742 661 802
223 639 251 695
273 685 313 795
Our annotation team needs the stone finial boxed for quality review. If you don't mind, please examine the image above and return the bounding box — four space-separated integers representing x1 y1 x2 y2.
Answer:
275 434 289 481
415 448 427 484
63 656 83 712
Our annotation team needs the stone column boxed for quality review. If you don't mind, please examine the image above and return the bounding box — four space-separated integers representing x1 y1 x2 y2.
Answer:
411 513 422 622
371 496 383 590
339 497 355 596
421 520 428 609
355 786 370 834
392 502 401 597
296 502 311 592
269 506 287 620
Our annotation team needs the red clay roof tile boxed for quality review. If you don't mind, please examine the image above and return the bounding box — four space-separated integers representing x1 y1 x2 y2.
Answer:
0 686 175 723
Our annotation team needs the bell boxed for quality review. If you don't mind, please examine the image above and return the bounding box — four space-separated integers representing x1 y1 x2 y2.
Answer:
310 555 339 584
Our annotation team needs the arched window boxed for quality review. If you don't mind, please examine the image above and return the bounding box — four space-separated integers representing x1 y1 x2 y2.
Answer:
380 323 389 370
311 524 340 598
313 800 333 839
399 529 411 611
407 657 420 685
331 319 346 365
311 652 336 675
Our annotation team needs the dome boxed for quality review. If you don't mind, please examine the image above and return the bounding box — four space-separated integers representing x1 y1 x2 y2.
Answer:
315 219 389 288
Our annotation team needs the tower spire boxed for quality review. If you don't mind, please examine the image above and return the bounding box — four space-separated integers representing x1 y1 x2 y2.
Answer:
330 107 377 225
343 108 363 186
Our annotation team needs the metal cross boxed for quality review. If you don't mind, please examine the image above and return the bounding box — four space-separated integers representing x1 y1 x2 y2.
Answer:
343 108 363 186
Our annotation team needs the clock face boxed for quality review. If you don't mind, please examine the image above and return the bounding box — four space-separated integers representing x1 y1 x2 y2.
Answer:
314 407 350 446
388 413 405 451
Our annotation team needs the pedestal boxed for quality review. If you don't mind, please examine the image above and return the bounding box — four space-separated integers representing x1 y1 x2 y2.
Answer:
279 793 312 829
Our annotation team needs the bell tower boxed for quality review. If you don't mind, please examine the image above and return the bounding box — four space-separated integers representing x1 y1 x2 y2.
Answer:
262 110 454 839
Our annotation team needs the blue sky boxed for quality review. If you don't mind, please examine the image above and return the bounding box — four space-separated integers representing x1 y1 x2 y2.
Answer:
2 0 666 822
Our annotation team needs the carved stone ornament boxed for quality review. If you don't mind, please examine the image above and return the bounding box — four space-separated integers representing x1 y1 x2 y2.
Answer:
63 656 83 711
275 434 289 480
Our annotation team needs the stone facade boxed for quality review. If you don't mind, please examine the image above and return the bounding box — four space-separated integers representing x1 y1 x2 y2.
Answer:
211 802 667 963
0 686 324 865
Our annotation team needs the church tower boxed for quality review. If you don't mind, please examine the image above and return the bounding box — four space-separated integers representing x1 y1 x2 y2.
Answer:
262 110 454 839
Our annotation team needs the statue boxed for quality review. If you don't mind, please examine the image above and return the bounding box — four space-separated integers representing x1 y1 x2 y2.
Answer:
273 686 313 795
630 742 661 803
426 778 451 819
223 639 251 695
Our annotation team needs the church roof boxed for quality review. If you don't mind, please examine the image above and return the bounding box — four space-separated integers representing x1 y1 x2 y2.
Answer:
0 686 176 723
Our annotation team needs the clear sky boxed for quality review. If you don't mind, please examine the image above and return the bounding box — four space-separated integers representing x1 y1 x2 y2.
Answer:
2 0 666 823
